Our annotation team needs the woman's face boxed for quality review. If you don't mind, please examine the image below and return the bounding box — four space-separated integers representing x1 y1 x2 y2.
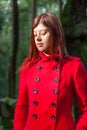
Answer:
33 24 52 54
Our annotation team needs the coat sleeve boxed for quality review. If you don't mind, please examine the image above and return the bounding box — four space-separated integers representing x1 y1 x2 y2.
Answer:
73 60 87 130
13 69 29 130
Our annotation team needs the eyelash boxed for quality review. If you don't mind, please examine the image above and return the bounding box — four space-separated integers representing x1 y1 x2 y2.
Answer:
34 31 47 36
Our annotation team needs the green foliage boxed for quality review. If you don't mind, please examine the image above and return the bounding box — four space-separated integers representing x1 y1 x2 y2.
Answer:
16 0 32 68
72 41 87 68
2 118 12 130
69 21 87 37
62 0 71 26
62 0 87 69
62 0 87 38
0 0 31 97
0 0 12 97
0 10 4 31
36 0 59 16
0 34 11 97
0 97 16 130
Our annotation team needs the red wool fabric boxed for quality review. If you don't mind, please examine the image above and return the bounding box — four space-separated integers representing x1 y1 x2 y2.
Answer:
13 52 87 130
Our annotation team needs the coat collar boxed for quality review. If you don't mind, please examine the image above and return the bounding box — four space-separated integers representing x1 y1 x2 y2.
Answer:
38 52 60 62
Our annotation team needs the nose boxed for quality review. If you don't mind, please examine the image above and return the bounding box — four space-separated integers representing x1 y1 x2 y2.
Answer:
36 33 42 41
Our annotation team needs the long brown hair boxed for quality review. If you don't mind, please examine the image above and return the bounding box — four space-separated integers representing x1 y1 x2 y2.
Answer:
28 12 66 60
18 12 67 71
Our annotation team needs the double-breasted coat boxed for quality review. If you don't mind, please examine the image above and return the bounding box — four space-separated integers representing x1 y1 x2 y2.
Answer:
13 52 87 130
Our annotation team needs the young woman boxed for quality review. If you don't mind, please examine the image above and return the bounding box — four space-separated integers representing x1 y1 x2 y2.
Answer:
13 12 87 130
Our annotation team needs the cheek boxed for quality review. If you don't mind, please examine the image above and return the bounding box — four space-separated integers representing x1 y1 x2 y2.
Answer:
44 39 50 48
44 35 51 43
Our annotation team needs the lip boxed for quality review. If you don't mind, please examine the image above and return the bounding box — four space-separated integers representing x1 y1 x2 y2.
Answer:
36 43 43 47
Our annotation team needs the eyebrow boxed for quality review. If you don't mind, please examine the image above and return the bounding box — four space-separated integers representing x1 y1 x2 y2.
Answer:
34 29 48 32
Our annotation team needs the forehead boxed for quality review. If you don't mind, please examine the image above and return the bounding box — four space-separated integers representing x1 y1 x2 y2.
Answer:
34 24 48 32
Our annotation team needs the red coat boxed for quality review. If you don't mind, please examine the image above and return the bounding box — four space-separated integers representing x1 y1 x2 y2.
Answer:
13 52 87 130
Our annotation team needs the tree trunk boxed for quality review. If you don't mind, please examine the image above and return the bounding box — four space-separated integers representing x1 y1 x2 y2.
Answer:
70 0 87 22
8 0 19 98
32 0 36 22
64 0 87 54
59 0 62 19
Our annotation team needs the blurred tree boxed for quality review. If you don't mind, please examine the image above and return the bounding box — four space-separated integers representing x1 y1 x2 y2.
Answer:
36 0 59 15
59 0 63 19
62 0 87 44
0 0 12 97
8 0 19 98
62 0 87 66
0 10 3 31
32 0 37 22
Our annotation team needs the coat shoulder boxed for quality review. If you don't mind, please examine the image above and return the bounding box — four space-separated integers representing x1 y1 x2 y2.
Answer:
63 55 81 63
61 55 85 77
22 58 30 66
62 55 83 69
20 57 39 72
19 58 31 72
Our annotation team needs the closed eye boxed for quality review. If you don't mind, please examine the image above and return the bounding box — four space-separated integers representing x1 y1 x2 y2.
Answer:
40 30 47 35
33 29 48 37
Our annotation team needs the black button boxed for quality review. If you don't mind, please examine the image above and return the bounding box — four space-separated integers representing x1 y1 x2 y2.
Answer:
51 115 56 120
53 90 58 94
33 114 37 119
35 77 40 82
52 103 56 108
54 78 59 82
33 89 38 94
55 58 59 63
37 65 41 70
33 101 38 106
55 66 59 71
38 56 41 60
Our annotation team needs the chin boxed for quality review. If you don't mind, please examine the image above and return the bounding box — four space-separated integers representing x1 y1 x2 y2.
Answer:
38 49 45 52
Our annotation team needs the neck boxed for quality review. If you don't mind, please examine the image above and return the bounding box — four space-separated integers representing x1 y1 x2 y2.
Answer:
42 52 50 56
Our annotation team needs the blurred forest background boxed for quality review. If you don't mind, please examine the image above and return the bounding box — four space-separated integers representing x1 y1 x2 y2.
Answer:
0 0 87 129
